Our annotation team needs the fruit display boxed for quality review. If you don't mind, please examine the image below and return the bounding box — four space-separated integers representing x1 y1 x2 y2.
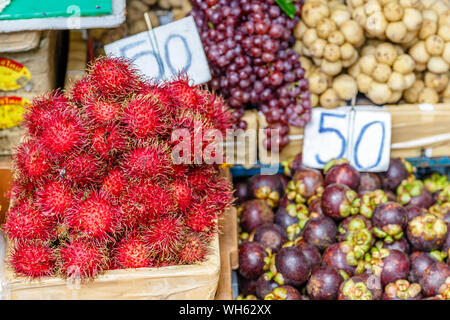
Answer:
191 0 312 151
3 56 234 281
294 0 450 106
236 154 450 300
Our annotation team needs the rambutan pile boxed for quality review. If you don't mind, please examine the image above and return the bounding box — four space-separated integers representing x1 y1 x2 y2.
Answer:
3 56 234 281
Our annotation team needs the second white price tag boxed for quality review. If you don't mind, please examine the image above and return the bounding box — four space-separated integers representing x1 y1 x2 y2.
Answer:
302 107 392 172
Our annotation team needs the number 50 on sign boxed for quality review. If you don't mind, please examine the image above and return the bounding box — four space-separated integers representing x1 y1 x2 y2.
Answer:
302 108 392 172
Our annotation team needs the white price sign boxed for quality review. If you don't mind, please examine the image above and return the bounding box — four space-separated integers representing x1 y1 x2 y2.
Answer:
104 16 211 85
302 107 392 172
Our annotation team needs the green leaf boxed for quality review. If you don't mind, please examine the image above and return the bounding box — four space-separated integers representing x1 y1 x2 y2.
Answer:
276 0 297 19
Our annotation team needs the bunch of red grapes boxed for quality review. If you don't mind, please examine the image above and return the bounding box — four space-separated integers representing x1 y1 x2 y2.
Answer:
191 0 311 151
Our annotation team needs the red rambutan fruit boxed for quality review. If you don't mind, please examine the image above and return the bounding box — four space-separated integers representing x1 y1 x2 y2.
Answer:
123 94 171 139
23 91 68 137
91 123 127 159
70 77 94 106
165 76 200 109
58 239 109 280
121 142 173 180
87 56 142 100
142 215 185 259
199 175 234 214
120 179 176 228
186 166 219 194
101 168 127 198
36 180 74 217
67 191 120 241
4 201 56 241
172 179 192 212
138 83 176 114
178 233 209 264
6 178 35 202
185 202 218 235
112 232 153 269
9 241 56 278
171 111 219 164
13 140 53 180
198 91 233 135
41 108 87 156
62 152 105 186
85 99 122 124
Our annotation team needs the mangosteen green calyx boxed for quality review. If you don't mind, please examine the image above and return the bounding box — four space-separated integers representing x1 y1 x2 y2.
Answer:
285 168 324 204
248 174 284 208
359 190 388 219
321 184 361 220
372 202 408 243
338 274 382 300
383 279 422 300
407 213 447 252
397 177 433 209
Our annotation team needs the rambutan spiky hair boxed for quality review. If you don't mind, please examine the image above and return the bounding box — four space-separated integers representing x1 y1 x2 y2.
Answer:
120 179 176 228
178 233 209 264
112 232 153 269
123 94 172 140
121 140 173 181
87 56 142 100
13 139 53 181
165 75 201 109
22 90 68 137
142 215 185 260
90 123 127 159
62 152 105 186
9 241 56 278
66 190 120 241
36 180 75 218
58 238 109 280
84 98 123 124
70 76 94 107
101 168 128 198
4 200 56 242
40 108 87 156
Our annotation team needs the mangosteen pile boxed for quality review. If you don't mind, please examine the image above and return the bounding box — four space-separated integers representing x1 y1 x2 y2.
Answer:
235 156 450 300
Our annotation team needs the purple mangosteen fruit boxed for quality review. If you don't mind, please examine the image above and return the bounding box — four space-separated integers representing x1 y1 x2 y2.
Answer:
358 172 382 193
321 183 360 221
397 178 433 209
407 213 447 252
380 158 413 191
248 174 284 208
294 238 322 271
281 153 305 177
274 206 300 233
383 189 398 202
364 248 410 287
337 215 372 242
234 181 249 204
409 251 443 283
406 205 427 221
238 241 269 280
420 262 450 298
324 159 360 191
238 274 258 295
382 279 422 300
303 216 337 251
277 174 290 191
272 246 311 287
255 273 279 299
359 190 388 219
308 196 324 216
285 168 325 204
322 242 357 277
378 237 410 254
338 274 382 300
253 224 287 252
264 285 304 300
306 266 344 300
372 201 408 243
239 199 274 233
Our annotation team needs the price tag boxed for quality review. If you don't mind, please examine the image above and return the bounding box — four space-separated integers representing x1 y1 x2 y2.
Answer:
302 107 392 172
104 16 211 86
